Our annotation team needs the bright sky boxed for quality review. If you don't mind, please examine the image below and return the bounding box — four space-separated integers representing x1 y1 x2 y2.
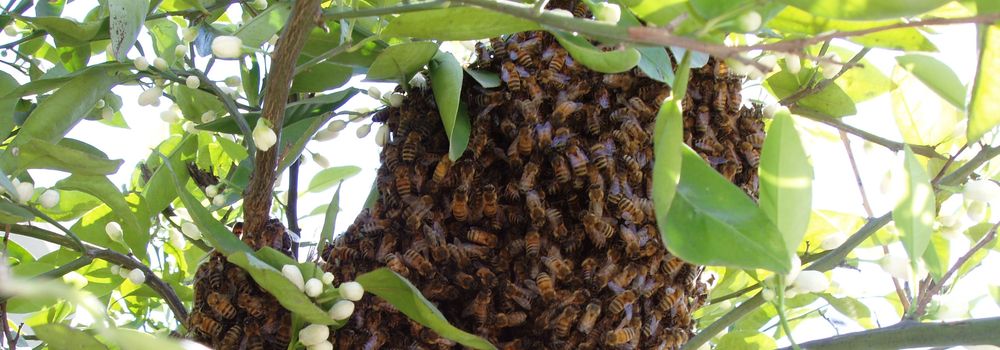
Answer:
4 2 1000 349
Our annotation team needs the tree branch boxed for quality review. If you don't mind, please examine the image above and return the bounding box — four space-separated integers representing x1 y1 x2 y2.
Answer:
243 0 320 237
791 106 945 159
4 224 188 325
912 221 999 318
779 317 1000 350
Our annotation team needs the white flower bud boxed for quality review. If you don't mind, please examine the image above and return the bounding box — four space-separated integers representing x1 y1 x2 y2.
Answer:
201 111 217 123
592 3 621 24
205 185 219 198
763 104 787 119
307 341 333 350
879 254 912 281
757 55 777 73
133 57 150 71
322 272 335 285
790 270 828 293
180 222 202 240
761 288 775 301
367 86 382 99
282 265 306 292
211 36 243 59
785 55 801 74
169 229 186 248
153 57 168 71
339 281 364 301
964 179 1000 203
252 0 268 10
14 181 33 204
160 108 180 123
212 194 226 207
388 93 405 107
409 73 427 89
313 129 339 141
175 44 188 58
305 278 323 297
138 87 163 106
39 189 59 209
298 324 329 346
182 27 198 43
253 119 278 151
785 256 802 287
327 120 348 132
375 124 389 147
101 106 115 121
785 288 799 299
268 34 279 46
726 57 754 76
185 75 201 89
967 200 987 223
110 265 121 276
312 153 330 168
550 9 573 17
128 268 146 285
61 271 88 289
737 11 762 32
95 99 106 109
355 124 372 138
224 75 241 87
328 300 354 320
104 221 122 242
820 233 847 250
3 24 17 36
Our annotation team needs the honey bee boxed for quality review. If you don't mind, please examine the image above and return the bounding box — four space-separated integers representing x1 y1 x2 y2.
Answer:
577 302 602 333
658 287 683 312
535 121 553 149
496 311 527 328
613 264 639 287
509 47 534 68
452 186 469 221
551 155 572 184
504 281 534 310
481 184 499 218
609 290 637 314
540 70 570 90
404 249 434 276
612 193 646 224
694 129 724 154
207 291 237 319
695 105 711 132
524 76 545 101
604 327 637 346
519 161 540 191
553 306 581 337
402 133 421 162
738 141 760 167
501 61 522 92
490 37 507 58
571 1 590 17
383 253 410 277
189 310 224 337
476 266 498 287
237 292 267 318
586 110 603 135
580 257 598 282
590 141 614 171
525 191 546 228
583 213 613 247
394 168 413 196
603 73 634 90
552 101 581 124
467 228 498 248
465 290 492 324
720 160 742 181
547 49 567 74
525 229 541 257
432 154 453 184
628 97 655 118
536 272 556 302
565 145 589 178
619 225 641 258
610 107 636 123
454 271 476 289
516 126 534 155
663 256 685 277
474 42 491 68
220 325 244 349
542 255 572 279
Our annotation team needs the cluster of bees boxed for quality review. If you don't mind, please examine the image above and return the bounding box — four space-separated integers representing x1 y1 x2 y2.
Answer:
188 220 296 350
321 2 764 347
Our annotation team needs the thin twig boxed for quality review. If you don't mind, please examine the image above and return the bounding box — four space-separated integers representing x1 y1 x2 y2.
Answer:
0 31 43 50
912 221 999 318
780 48 872 107
286 157 301 259
792 106 945 159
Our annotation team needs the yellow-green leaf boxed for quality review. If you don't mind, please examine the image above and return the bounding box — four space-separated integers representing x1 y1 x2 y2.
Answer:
551 30 640 73
894 146 935 272
383 7 540 40
778 0 952 20
759 110 813 256
896 54 966 110
968 24 1000 143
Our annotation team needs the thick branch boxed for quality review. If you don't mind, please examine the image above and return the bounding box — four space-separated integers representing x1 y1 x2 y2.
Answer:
243 0 320 237
5 224 188 324
779 317 1000 350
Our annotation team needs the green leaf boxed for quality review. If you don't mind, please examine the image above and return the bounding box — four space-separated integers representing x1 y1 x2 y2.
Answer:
895 54 966 110
778 0 951 20
291 62 352 93
894 146 935 272
769 7 937 51
109 328 185 350
235 1 291 48
759 110 813 256
383 7 540 40
38 190 101 222
318 183 342 256
227 251 335 324
922 233 949 281
551 30 641 73
465 68 501 88
0 165 19 196
14 137 123 175
56 175 147 256
652 52 689 255
764 69 857 117
141 136 198 215
198 88 359 134
356 268 497 350
664 146 791 273
968 24 1000 143
366 42 439 83
170 84 225 123
146 19 182 64
162 155 250 256
0 198 34 223
241 55 261 107
635 46 675 85
215 136 248 162
827 47 896 102
717 329 777 349
429 51 471 160
305 166 361 193
627 0 688 25
820 294 873 328
16 15 109 46
108 0 149 61
34 323 108 350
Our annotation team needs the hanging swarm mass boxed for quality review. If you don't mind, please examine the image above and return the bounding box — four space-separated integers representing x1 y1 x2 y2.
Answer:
322 10 763 350
188 219 296 350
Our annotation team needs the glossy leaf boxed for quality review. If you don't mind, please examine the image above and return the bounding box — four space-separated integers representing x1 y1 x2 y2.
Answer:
228 251 335 324
769 7 937 51
145 19 182 64
652 52 689 253
108 0 148 61
635 46 675 85
895 54 966 109
16 16 108 46
305 166 361 193
465 68 501 88
894 146 935 272
141 136 198 215
383 7 540 40
717 330 777 349
923 233 949 281
968 24 1000 143
828 47 896 102
778 0 952 20
765 69 857 117
318 183 342 253
291 62 352 93
0 198 34 223
15 137 123 175
56 175 147 257
163 155 250 256
235 2 291 48
759 110 813 256
628 0 688 25
34 323 108 350
366 42 439 83
198 88 359 134
664 146 791 273
551 30 641 73
356 268 497 350
109 328 186 350
429 51 471 160
38 190 101 222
